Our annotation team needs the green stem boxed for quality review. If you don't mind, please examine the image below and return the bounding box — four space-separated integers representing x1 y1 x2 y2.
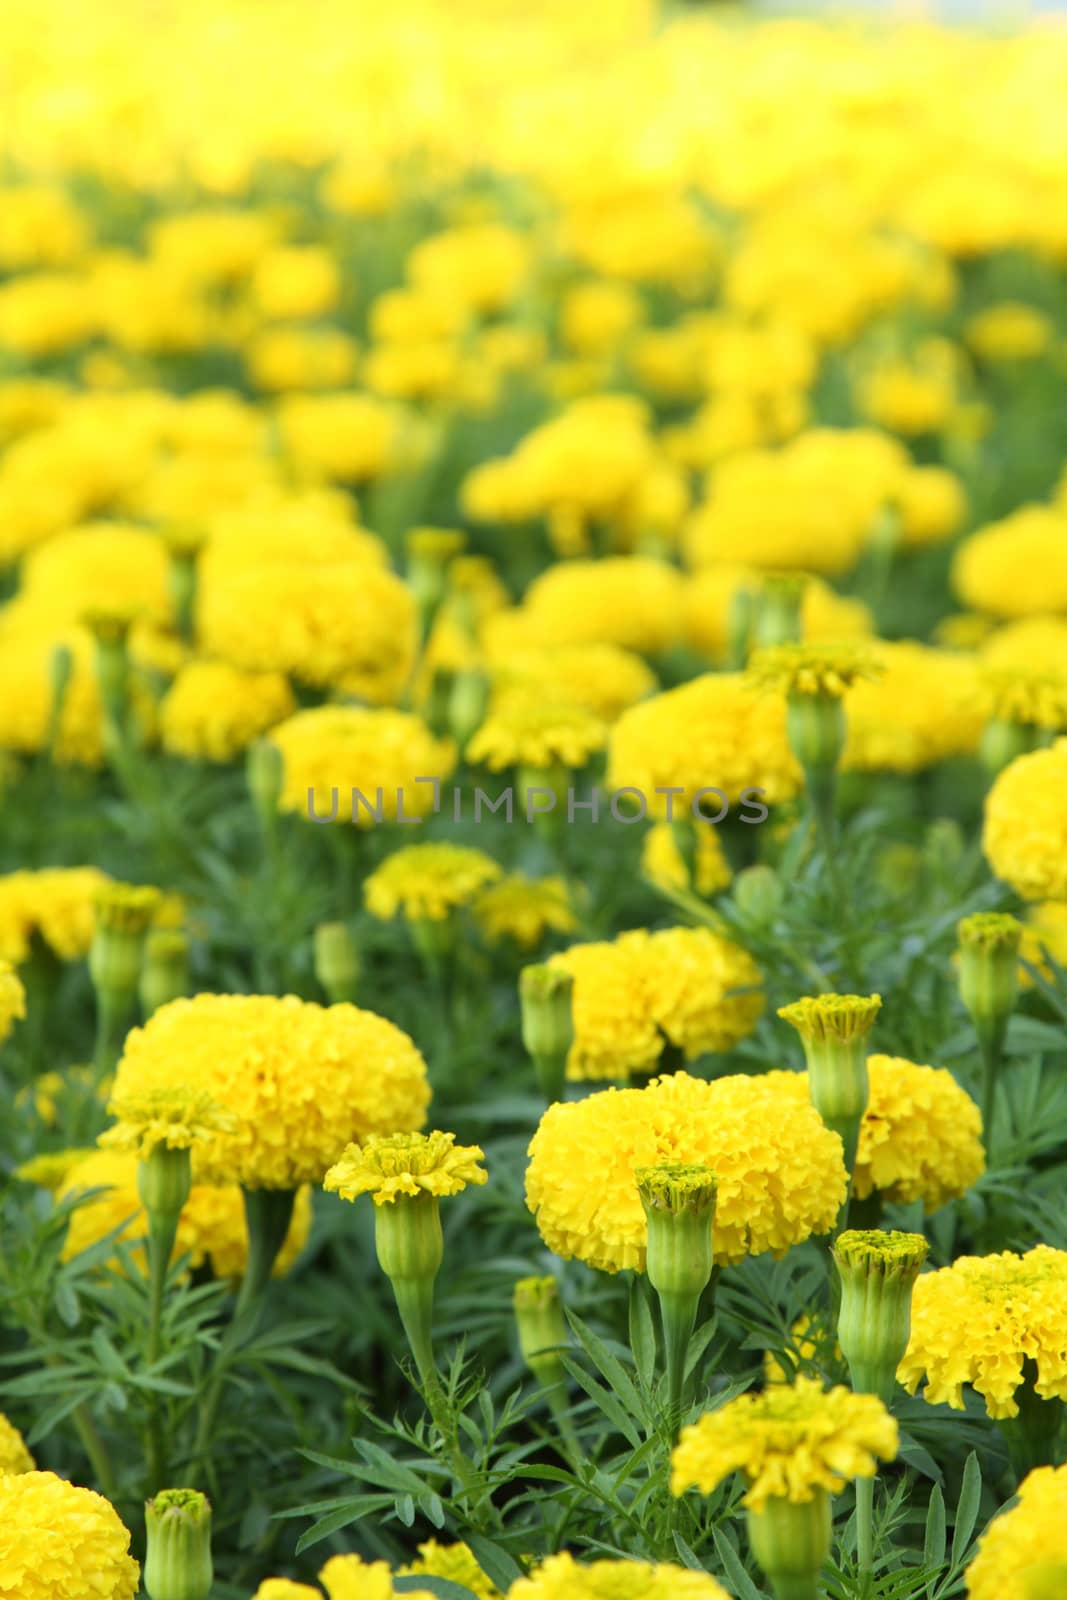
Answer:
144 1211 180 1494
71 1401 120 1503
392 1276 476 1493
660 1290 698 1422
93 989 132 1080
856 1474 874 1575
979 1031 1000 1156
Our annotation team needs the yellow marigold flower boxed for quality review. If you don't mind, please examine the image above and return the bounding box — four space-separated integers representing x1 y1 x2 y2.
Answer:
473 874 577 949
247 326 358 392
324 1130 486 1206
778 994 882 1045
899 1247 1067 1419
671 1376 898 1512
0 1412 33 1475
20 520 170 627
982 616 1067 676
682 566 872 664
981 667 1067 730
251 246 340 321
58 1149 312 1280
275 391 406 485
251 1583 323 1600
965 1464 1067 1600
98 1086 236 1158
0 866 111 964
0 622 105 766
954 506 1067 620
526 1070 846 1272
110 994 430 1188
467 696 607 771
400 1540 502 1598
857 360 955 437
548 926 762 1081
0 959 26 1045
160 660 296 761
641 822 732 897
842 642 984 773
508 1551 731 1599
270 707 455 827
0 1470 139 1598
1019 902 1067 985
608 672 802 811
364 844 502 923
936 613 999 652
15 1149 98 1191
749 642 880 699
509 558 685 655
965 302 1052 363
767 1055 983 1210
984 739 1067 900
895 465 967 550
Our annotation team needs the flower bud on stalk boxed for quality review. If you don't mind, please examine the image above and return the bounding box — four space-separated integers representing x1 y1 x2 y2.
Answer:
752 573 807 651
980 716 1041 776
733 864 784 927
725 584 755 669
778 994 880 1179
448 667 490 749
636 1163 717 1417
313 921 360 1005
746 1491 832 1600
144 1488 213 1600
246 739 284 846
163 528 206 645
89 884 162 1078
834 1230 927 1404
46 643 74 760
957 911 1022 1147
140 930 190 1018
519 964 574 1104
514 1275 568 1393
406 527 465 639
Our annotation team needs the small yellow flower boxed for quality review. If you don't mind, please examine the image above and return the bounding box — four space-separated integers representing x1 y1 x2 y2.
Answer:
473 874 577 949
467 696 607 772
324 1131 487 1207
400 1540 502 1599
778 994 882 1044
749 643 881 700
0 959 26 1045
671 1375 899 1511
365 844 502 924
99 1086 236 1158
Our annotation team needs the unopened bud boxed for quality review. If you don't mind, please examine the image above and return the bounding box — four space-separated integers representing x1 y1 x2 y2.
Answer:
520 964 574 1103
314 922 361 1005
144 1488 213 1600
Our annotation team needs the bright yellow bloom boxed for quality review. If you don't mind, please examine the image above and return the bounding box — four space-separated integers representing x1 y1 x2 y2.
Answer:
899 1246 1067 1419
14 1149 98 1191
982 616 1067 677
767 1056 984 1211
251 1583 323 1600
473 875 577 949
98 1086 236 1158
508 1551 731 1599
985 739 1067 899
640 822 732 898
501 558 684 655
160 660 296 761
671 1376 898 1512
965 1464 1067 1600
965 302 1052 362
548 926 762 1081
110 994 430 1188
324 1130 487 1206
0 1470 139 1599
270 707 455 827
842 642 984 773
0 960 26 1044
0 867 111 964
608 672 802 811
682 566 872 664
364 844 502 923
777 994 882 1044
1019 902 1067 985
58 1150 312 1280
526 1070 846 1272
954 506 1067 620
479 641 657 728
0 1413 33 1476
467 697 606 771
749 643 880 699
400 1540 502 1598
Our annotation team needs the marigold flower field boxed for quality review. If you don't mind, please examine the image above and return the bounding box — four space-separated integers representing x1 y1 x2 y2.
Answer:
7 0 1067 1595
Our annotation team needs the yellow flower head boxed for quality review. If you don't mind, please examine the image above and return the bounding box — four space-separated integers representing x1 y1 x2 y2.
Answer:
319 1552 439 1599
98 1086 236 1158
671 1376 898 1511
15 1148 98 1191
548 926 763 1081
526 1071 846 1272
899 1246 1067 1419
508 1551 731 1599
0 1411 33 1476
467 696 607 772
985 739 1067 899
965 1464 1067 1600
0 959 26 1044
483 643 656 724
954 506 1067 620
109 994 430 1188
400 1540 502 1599
364 844 502 924
270 706 456 828
58 1149 312 1281
749 643 880 700
842 642 984 773
0 867 111 966
767 1057 984 1210
93 883 162 936
0 1470 139 1599
473 875 577 949
324 1130 487 1207
981 667 1067 731
160 659 296 762
640 823 732 898
778 994 882 1045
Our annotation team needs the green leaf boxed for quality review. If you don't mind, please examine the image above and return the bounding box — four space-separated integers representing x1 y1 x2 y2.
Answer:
559 1354 643 1449
951 1453 982 1566
394 1579 480 1599
924 1481 947 1576
566 1310 644 1418
465 1534 525 1592
712 1526 765 1600
628 1276 657 1392
671 1531 705 1571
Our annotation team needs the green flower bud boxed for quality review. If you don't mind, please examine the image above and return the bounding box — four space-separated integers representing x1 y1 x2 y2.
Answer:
137 1144 192 1225
747 1488 832 1600
980 716 1040 776
778 994 881 1173
374 1192 444 1288
785 693 847 776
406 527 465 620
752 573 807 650
313 921 360 1005
144 1488 213 1600
958 912 1021 1044
636 1163 717 1413
90 885 162 997
833 1230 928 1404
140 930 190 1018
246 739 284 836
874 842 923 900
424 664 455 737
733 864 784 926
514 1275 568 1390
449 667 491 749
923 817 964 871
519 964 574 1103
